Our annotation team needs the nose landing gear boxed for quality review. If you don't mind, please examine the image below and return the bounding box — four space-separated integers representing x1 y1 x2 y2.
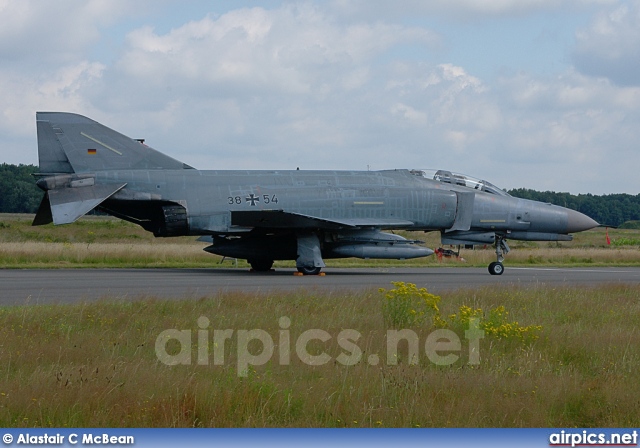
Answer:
488 236 509 275
488 261 504 275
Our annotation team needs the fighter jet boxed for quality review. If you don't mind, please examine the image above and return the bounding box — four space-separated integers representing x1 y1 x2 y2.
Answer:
32 112 598 275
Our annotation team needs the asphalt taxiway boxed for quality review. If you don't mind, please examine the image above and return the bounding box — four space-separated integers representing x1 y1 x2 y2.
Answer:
1 267 639 305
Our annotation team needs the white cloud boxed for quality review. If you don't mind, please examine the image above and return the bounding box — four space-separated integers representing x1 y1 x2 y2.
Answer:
489 70 640 191
111 4 438 98
328 0 615 19
572 0 640 86
391 103 428 126
0 62 105 138
0 0 138 63
80 4 443 170
0 0 150 160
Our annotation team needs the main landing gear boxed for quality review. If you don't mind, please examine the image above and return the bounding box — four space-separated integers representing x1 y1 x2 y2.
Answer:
296 266 322 275
295 233 325 276
248 259 323 275
488 236 510 276
249 259 274 272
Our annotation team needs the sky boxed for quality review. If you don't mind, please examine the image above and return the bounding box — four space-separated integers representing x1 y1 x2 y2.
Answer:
1 0 639 195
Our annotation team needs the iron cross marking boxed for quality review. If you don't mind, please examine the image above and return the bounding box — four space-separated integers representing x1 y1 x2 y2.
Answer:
246 193 260 206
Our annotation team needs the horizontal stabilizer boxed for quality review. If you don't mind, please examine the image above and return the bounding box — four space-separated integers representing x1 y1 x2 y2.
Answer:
33 183 127 226
32 194 54 226
231 210 414 230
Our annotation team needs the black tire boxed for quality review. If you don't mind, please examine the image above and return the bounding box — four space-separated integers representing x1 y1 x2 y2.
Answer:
297 266 322 275
249 259 274 272
488 262 504 276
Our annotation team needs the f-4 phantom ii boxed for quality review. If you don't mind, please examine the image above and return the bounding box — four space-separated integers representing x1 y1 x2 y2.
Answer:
32 112 598 275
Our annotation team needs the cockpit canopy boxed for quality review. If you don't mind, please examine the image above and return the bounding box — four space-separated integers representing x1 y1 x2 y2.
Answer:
410 169 510 197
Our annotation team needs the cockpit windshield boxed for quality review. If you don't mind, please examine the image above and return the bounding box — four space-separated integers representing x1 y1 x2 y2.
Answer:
409 169 510 197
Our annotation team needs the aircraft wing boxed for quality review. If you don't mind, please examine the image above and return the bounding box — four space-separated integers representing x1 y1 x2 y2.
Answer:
230 210 414 230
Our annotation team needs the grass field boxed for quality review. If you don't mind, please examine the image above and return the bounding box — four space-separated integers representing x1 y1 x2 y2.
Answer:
1 213 639 428
1 284 639 427
1 214 639 268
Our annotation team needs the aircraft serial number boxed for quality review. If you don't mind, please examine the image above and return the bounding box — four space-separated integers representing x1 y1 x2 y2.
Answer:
228 194 279 206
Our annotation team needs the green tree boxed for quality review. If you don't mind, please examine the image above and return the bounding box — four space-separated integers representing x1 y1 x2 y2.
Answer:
0 164 41 213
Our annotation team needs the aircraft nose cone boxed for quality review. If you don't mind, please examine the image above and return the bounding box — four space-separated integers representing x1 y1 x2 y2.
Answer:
566 209 599 233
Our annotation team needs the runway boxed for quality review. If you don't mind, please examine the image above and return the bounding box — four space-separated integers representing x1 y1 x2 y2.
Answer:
1 267 639 305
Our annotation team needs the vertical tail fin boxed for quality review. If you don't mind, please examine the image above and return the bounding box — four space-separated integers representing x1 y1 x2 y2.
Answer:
36 112 194 173
33 112 192 226
37 117 74 173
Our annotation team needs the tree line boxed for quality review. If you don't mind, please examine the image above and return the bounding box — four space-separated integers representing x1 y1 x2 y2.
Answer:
0 164 42 214
1 163 639 227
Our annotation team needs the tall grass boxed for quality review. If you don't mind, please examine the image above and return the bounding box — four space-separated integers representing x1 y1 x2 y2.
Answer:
1 284 639 427
1 241 639 269
1 214 639 268
0 242 222 268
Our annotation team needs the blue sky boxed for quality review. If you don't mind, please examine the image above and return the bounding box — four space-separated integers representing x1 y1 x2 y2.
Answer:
1 0 639 194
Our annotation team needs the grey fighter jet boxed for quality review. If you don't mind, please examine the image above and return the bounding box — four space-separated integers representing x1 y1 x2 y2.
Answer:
32 112 598 275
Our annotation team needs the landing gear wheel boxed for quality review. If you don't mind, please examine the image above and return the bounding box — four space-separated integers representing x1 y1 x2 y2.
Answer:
297 266 322 275
249 259 274 272
488 261 504 276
